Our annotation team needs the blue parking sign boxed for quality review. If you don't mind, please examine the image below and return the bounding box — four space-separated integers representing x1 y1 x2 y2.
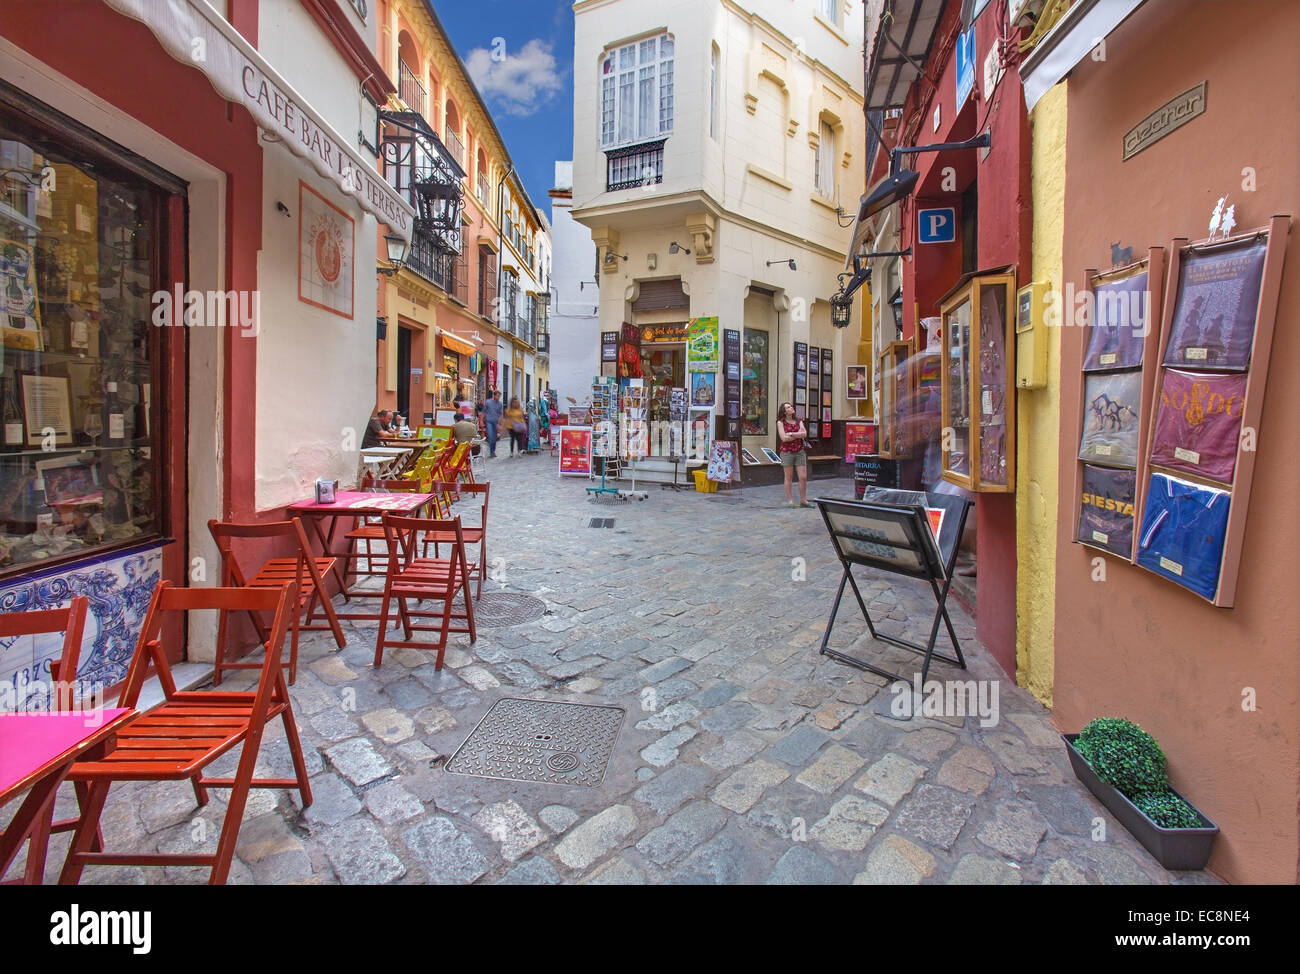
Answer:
918 207 956 244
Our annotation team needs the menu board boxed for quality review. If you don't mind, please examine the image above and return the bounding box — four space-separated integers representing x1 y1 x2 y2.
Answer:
721 328 742 439
558 427 593 476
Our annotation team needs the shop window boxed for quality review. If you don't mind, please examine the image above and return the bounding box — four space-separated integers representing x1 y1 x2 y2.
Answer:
742 329 769 436
0 105 172 576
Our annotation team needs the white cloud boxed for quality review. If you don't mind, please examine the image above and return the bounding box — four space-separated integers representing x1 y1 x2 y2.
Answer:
465 39 566 117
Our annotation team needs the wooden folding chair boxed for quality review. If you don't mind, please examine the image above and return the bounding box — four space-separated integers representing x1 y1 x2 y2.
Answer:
421 481 490 598
59 582 312 886
0 597 88 885
374 513 476 670
339 477 425 587
207 517 345 685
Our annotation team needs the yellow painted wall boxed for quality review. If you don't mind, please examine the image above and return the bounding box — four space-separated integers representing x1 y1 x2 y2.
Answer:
1015 83 1067 705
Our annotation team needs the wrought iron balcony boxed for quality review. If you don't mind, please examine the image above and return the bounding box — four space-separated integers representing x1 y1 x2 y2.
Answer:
605 139 665 192
398 60 426 118
444 127 465 169
380 110 465 257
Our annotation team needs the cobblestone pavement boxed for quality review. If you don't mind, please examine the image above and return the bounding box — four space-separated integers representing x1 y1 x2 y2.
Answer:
21 454 1219 885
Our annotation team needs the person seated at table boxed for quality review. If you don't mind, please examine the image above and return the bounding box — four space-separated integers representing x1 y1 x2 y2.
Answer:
453 406 483 455
362 409 399 450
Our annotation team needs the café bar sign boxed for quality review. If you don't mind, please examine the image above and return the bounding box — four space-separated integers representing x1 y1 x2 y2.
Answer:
1123 82 1207 161
104 0 415 241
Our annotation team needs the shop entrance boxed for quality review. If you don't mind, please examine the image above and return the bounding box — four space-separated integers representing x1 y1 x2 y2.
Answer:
396 325 412 419
643 344 685 421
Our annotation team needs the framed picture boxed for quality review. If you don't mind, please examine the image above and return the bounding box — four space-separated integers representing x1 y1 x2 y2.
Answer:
795 371 806 389
726 362 740 381
298 181 355 319
1164 235 1267 371
1079 369 1142 467
822 391 831 407
20 373 73 447
795 352 807 372
690 371 716 407
1083 266 1150 371
795 405 805 421
822 407 831 423
846 365 869 400
794 388 806 405
740 448 759 465
808 421 819 438
36 455 101 506
822 349 832 375
760 447 781 463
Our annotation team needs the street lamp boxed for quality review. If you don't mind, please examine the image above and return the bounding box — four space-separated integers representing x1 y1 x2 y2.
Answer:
830 273 855 329
766 258 797 271
377 231 409 276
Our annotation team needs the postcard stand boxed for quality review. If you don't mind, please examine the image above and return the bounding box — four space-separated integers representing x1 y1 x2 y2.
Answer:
815 490 972 685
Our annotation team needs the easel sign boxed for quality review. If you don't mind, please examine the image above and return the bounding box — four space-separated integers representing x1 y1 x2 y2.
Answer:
706 440 741 484
815 491 972 685
558 426 593 476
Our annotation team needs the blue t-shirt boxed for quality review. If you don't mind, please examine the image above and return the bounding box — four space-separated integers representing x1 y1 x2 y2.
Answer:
1136 473 1230 601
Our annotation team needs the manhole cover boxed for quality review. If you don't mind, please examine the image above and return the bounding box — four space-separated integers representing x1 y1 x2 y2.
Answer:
472 592 547 627
588 518 615 528
446 698 626 786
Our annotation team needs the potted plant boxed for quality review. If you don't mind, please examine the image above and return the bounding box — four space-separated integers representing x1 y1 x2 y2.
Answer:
1063 718 1219 870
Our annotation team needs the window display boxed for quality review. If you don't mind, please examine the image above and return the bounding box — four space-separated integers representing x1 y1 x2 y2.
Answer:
0 111 166 575
741 329 767 436
877 340 912 459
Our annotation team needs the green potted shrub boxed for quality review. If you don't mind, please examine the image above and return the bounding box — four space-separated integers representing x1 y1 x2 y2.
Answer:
1063 718 1218 870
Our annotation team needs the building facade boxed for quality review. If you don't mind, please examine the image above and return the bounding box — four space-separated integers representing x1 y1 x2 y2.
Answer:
371 0 550 420
572 0 865 474
548 161 601 408
0 0 411 688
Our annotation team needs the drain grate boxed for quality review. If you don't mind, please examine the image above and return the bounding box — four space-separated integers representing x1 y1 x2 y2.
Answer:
446 698 626 786
472 592 548 628
588 518 615 528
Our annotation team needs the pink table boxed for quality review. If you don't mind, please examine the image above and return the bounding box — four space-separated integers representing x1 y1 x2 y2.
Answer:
0 708 134 884
288 491 436 620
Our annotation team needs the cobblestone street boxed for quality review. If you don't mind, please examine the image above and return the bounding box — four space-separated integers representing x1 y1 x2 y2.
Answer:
24 456 1217 885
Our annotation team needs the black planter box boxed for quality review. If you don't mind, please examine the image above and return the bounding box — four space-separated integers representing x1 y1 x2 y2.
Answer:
1063 734 1219 871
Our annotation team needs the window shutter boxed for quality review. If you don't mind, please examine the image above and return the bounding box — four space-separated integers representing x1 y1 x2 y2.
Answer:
631 278 688 312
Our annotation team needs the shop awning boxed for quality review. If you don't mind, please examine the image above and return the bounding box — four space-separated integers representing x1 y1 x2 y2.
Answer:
1021 0 1149 112
103 0 415 241
865 0 944 112
440 332 475 357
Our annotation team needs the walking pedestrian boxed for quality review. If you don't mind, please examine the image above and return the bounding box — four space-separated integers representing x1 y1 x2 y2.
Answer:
776 402 811 507
483 389 503 458
504 397 527 456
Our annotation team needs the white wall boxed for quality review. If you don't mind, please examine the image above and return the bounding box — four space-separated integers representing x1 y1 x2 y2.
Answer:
549 163 601 407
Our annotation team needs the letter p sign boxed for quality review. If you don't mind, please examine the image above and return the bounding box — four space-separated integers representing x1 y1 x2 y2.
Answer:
918 207 956 245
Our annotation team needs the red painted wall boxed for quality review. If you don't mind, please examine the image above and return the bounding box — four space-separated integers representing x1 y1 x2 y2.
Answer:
893 1 1030 676
1054 0 1300 884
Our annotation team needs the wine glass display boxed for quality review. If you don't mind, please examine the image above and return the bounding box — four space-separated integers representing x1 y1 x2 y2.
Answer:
84 412 103 447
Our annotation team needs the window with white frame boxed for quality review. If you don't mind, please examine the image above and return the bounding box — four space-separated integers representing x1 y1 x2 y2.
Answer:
710 44 719 141
818 0 839 27
815 119 835 198
600 34 674 147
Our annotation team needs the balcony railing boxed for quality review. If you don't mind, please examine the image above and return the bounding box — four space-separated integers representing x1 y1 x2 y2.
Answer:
444 127 465 168
477 173 490 205
605 139 665 192
398 60 426 118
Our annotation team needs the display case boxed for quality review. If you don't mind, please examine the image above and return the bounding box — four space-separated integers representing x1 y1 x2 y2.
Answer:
939 270 1016 492
876 340 914 459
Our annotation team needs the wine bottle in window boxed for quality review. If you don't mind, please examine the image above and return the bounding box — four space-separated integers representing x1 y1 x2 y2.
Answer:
105 380 125 442
3 376 23 447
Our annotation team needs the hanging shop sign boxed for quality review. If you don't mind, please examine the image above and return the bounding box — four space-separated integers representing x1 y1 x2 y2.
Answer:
487 359 498 389
1122 82 1207 161
687 316 719 372
558 426 593 476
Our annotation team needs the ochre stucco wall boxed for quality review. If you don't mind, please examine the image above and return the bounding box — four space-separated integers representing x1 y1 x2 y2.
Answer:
1053 0 1300 884
1017 84 1066 705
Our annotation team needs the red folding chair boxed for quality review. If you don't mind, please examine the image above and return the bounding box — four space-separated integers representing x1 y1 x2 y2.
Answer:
374 513 476 670
0 596 88 885
339 476 425 588
59 582 312 886
421 481 489 598
208 517 345 685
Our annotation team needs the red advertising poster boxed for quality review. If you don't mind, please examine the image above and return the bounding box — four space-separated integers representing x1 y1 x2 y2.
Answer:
844 421 877 460
558 426 593 476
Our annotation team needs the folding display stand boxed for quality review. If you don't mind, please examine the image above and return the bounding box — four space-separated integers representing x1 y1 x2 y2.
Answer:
815 490 972 685
586 376 620 500
618 381 649 501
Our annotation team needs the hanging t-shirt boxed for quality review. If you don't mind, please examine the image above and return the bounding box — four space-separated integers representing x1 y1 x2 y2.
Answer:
1149 369 1245 485
1079 370 1142 467
1164 236 1266 371
1078 464 1137 557
1083 270 1149 371
1136 473 1231 601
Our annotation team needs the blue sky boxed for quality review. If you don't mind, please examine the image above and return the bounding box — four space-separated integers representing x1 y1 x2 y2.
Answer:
432 0 574 219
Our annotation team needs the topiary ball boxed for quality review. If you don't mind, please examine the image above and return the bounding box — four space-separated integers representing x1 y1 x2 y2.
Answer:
1134 789 1203 829
1075 717 1168 799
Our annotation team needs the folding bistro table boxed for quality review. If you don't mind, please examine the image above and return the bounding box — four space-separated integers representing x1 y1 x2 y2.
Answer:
288 490 436 621
0 708 134 884
815 489 972 685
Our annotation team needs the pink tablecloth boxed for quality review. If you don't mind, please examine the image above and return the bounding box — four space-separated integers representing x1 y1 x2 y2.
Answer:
0 709 132 797
287 491 435 515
